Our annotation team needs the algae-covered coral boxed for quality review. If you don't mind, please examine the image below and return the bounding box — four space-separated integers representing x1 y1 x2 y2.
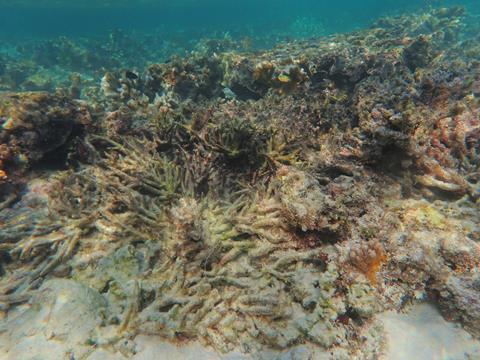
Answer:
0 7 479 359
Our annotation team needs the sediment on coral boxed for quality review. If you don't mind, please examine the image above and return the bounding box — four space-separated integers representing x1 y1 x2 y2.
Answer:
0 7 479 359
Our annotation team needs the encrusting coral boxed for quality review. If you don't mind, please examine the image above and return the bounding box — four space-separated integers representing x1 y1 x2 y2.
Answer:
0 6 479 359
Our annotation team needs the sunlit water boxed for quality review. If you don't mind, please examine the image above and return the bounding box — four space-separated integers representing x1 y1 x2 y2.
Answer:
0 0 478 39
0 0 478 77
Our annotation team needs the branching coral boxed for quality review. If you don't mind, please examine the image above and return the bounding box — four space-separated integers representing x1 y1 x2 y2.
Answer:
416 108 480 196
0 171 99 307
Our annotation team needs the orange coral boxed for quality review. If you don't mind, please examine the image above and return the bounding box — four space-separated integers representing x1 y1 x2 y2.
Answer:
350 240 387 285
0 159 6 180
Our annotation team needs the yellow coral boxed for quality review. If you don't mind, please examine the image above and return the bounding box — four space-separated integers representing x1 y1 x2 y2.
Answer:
277 74 291 83
1 117 15 130
403 201 447 230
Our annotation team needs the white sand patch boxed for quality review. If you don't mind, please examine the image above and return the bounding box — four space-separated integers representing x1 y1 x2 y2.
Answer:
380 303 480 360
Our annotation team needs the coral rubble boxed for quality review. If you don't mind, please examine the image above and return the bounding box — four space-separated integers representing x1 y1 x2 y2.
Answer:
0 7 479 359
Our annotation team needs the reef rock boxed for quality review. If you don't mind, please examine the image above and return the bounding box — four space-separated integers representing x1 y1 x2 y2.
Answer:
0 92 91 196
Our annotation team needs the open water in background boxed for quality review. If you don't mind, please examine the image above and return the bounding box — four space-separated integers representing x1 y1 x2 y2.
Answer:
0 0 477 40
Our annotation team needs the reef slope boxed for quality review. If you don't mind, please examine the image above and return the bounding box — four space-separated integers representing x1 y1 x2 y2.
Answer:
0 7 479 359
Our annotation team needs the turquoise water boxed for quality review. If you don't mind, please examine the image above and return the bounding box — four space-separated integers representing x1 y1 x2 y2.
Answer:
0 0 477 39
0 0 477 79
